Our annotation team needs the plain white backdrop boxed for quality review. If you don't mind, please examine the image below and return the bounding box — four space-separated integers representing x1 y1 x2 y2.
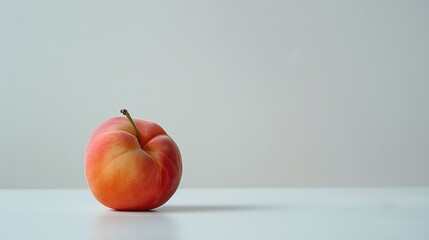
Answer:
1 0 428 188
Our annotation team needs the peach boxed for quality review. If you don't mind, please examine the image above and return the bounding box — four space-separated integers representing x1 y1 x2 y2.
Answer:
84 109 182 210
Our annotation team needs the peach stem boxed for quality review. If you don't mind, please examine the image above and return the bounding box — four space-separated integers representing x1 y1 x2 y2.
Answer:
120 109 141 146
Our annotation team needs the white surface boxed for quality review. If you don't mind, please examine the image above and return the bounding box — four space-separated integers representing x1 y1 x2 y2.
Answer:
2 0 429 188
0 188 428 239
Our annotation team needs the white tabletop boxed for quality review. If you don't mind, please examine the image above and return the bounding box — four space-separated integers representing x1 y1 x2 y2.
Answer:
1 188 428 239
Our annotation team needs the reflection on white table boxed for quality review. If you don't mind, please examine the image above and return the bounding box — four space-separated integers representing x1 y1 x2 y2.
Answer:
0 188 428 239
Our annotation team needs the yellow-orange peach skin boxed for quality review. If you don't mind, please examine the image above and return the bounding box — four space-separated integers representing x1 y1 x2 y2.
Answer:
84 114 182 210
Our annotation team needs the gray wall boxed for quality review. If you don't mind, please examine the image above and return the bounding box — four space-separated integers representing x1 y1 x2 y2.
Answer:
1 0 428 188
